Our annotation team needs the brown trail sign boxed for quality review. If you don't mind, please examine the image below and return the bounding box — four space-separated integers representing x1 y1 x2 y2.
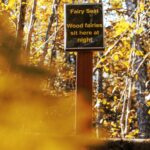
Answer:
64 3 104 134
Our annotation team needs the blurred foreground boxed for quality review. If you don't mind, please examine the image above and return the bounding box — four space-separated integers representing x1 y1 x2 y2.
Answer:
0 13 106 150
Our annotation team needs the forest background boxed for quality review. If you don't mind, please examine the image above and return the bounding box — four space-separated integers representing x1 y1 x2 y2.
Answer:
0 0 150 148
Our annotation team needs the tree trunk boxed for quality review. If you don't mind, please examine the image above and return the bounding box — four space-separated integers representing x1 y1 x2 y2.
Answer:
16 0 27 48
134 36 150 138
40 0 61 66
25 0 37 61
125 0 150 138
2 0 8 4
125 0 137 16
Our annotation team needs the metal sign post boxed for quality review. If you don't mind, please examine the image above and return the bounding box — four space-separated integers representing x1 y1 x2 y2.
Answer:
64 3 104 134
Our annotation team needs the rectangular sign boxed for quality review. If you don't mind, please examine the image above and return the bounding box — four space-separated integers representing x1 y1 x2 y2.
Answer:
64 3 104 51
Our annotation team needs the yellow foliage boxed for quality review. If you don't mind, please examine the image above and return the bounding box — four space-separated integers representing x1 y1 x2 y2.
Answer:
111 122 117 128
103 120 109 127
146 100 150 106
8 0 15 9
126 129 139 138
136 27 144 35
113 96 118 101
111 132 118 137
102 99 107 105
101 57 106 63
113 54 119 61
110 0 122 8
135 74 139 80
123 61 130 69
139 3 145 12
114 19 130 37
104 66 109 72
130 22 136 28
135 50 144 56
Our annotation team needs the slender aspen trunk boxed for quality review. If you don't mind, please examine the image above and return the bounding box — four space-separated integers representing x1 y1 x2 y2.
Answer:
2 0 8 4
40 0 61 66
16 0 27 48
25 0 37 60
134 36 150 138
125 0 150 138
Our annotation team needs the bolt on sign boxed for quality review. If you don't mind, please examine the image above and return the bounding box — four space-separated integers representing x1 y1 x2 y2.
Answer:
64 3 104 51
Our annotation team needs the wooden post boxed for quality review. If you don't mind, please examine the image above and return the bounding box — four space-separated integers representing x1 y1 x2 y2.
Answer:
76 51 93 134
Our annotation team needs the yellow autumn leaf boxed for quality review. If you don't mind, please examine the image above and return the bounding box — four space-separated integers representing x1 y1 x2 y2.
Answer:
112 106 117 112
140 3 144 12
103 120 108 127
22 2 27 5
111 122 117 128
102 99 107 105
135 50 144 56
128 118 132 123
69 52 73 54
113 96 118 101
119 51 124 57
104 66 109 72
125 134 134 139
133 129 139 134
114 19 130 36
135 74 139 80
130 22 136 28
8 0 15 9
101 57 106 63
123 61 130 68
148 110 150 115
110 0 122 8
96 64 102 68
113 54 119 61
111 132 118 137
146 100 150 106
136 27 144 35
